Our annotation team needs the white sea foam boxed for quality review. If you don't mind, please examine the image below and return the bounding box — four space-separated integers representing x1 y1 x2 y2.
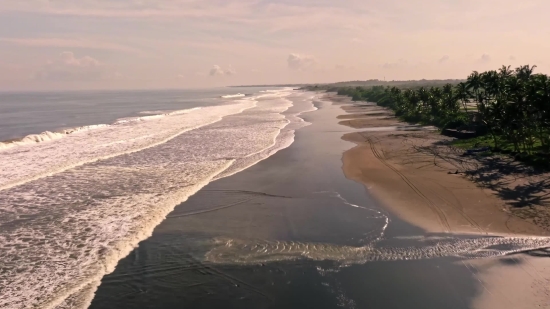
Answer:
0 89 316 309
221 93 245 98
113 107 202 124
0 108 204 152
204 188 550 267
0 104 250 192
0 125 109 151
214 91 317 180
205 236 550 265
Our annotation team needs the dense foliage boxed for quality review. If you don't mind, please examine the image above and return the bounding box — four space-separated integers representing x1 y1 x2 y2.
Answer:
336 65 550 159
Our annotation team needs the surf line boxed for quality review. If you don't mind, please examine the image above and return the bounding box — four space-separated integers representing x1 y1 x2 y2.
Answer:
0 103 257 193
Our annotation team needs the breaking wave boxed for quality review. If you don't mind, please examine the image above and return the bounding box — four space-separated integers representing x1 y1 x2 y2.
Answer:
221 93 246 99
0 108 204 152
0 124 108 151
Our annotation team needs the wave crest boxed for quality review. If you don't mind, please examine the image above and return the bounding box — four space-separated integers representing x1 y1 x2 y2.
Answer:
221 93 246 99
0 125 108 151
0 108 205 152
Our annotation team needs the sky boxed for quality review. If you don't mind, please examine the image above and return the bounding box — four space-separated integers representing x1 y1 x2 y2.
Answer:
0 0 549 91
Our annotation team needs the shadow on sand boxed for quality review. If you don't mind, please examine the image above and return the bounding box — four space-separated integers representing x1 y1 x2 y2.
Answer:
418 140 550 209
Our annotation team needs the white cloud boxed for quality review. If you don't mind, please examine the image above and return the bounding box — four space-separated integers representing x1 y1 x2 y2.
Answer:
225 66 236 75
438 55 449 63
287 53 316 71
209 65 224 76
34 51 109 81
59 51 99 67
480 53 491 63
209 65 235 76
351 38 363 44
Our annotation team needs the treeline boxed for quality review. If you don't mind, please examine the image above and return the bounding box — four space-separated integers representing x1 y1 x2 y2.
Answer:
336 65 550 159
329 79 463 88
305 79 463 92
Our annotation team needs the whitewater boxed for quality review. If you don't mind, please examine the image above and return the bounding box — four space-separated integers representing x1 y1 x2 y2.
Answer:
0 88 317 309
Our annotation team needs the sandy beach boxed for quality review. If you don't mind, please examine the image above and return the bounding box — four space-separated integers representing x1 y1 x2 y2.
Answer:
332 92 550 308
333 92 550 236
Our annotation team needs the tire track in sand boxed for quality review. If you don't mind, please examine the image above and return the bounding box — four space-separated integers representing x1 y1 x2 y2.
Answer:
426 184 486 234
359 133 452 232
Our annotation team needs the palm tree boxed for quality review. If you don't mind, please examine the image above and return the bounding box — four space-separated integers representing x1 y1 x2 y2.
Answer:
440 84 459 118
525 74 550 151
416 87 430 119
427 87 443 118
455 82 471 114
466 71 482 100
498 65 513 78
516 64 537 81
335 63 550 162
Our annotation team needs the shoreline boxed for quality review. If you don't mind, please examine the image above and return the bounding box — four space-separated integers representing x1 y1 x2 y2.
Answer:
331 92 549 236
0 89 305 309
88 91 550 309
90 93 488 309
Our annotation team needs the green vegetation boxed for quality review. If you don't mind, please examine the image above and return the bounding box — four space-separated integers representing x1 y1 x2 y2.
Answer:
303 79 463 91
451 135 550 169
332 65 550 169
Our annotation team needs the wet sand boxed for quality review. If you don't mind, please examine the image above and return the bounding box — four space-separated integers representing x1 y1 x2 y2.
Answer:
89 93 550 309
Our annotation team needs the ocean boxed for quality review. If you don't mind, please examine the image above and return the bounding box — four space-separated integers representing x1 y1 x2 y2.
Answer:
0 87 316 309
0 88 270 142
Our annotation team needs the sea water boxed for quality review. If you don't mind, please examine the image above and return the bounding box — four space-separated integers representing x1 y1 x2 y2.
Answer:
0 88 316 309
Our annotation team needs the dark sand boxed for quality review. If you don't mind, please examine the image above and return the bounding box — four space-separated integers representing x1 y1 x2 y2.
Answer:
89 94 547 309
